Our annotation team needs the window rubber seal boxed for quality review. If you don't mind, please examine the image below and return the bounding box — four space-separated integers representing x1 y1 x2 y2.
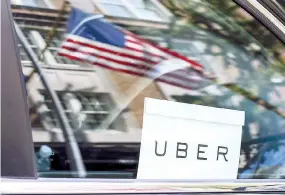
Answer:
233 0 285 44
256 0 285 26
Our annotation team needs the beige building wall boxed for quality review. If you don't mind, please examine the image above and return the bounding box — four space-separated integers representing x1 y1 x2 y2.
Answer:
49 0 65 9
107 70 165 127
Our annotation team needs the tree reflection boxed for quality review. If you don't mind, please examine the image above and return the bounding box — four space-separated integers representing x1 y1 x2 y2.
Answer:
159 0 285 178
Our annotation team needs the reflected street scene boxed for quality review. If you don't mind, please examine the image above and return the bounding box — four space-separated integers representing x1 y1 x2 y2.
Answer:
11 0 285 179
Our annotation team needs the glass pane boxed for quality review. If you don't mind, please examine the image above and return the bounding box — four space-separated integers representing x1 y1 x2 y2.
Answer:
35 0 48 8
100 3 134 18
136 8 163 21
127 0 145 7
23 30 35 45
11 0 22 5
21 0 37 7
20 0 48 8
13 0 285 179
100 0 120 3
125 0 164 21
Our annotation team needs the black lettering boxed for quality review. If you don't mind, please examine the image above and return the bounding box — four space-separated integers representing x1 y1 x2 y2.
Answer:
197 144 208 160
154 140 167 156
176 142 188 158
217 146 228 162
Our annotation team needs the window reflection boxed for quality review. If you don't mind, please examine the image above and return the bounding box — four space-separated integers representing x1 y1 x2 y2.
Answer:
99 3 134 18
12 0 285 179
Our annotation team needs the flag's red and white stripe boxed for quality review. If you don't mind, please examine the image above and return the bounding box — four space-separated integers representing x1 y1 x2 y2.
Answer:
58 32 207 90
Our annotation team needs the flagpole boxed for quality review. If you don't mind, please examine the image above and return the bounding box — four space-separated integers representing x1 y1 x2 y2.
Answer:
14 22 87 178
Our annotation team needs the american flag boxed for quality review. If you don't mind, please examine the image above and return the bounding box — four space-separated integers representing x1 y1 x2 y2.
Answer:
58 8 210 90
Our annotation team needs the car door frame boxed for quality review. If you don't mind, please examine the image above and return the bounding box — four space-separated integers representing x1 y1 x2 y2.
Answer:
1 0 37 178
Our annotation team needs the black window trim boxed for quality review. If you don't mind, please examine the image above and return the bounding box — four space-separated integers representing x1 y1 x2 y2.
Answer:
257 0 285 26
233 0 285 44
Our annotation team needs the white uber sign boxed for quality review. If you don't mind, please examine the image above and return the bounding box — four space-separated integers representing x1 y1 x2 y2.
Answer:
137 98 245 180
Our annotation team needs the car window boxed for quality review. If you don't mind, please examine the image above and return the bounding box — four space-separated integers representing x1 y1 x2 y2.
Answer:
11 0 285 179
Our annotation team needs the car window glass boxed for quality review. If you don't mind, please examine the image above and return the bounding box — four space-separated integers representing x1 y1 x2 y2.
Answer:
11 0 285 179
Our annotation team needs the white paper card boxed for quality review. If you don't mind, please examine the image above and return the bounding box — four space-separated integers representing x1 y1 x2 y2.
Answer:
137 98 245 180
